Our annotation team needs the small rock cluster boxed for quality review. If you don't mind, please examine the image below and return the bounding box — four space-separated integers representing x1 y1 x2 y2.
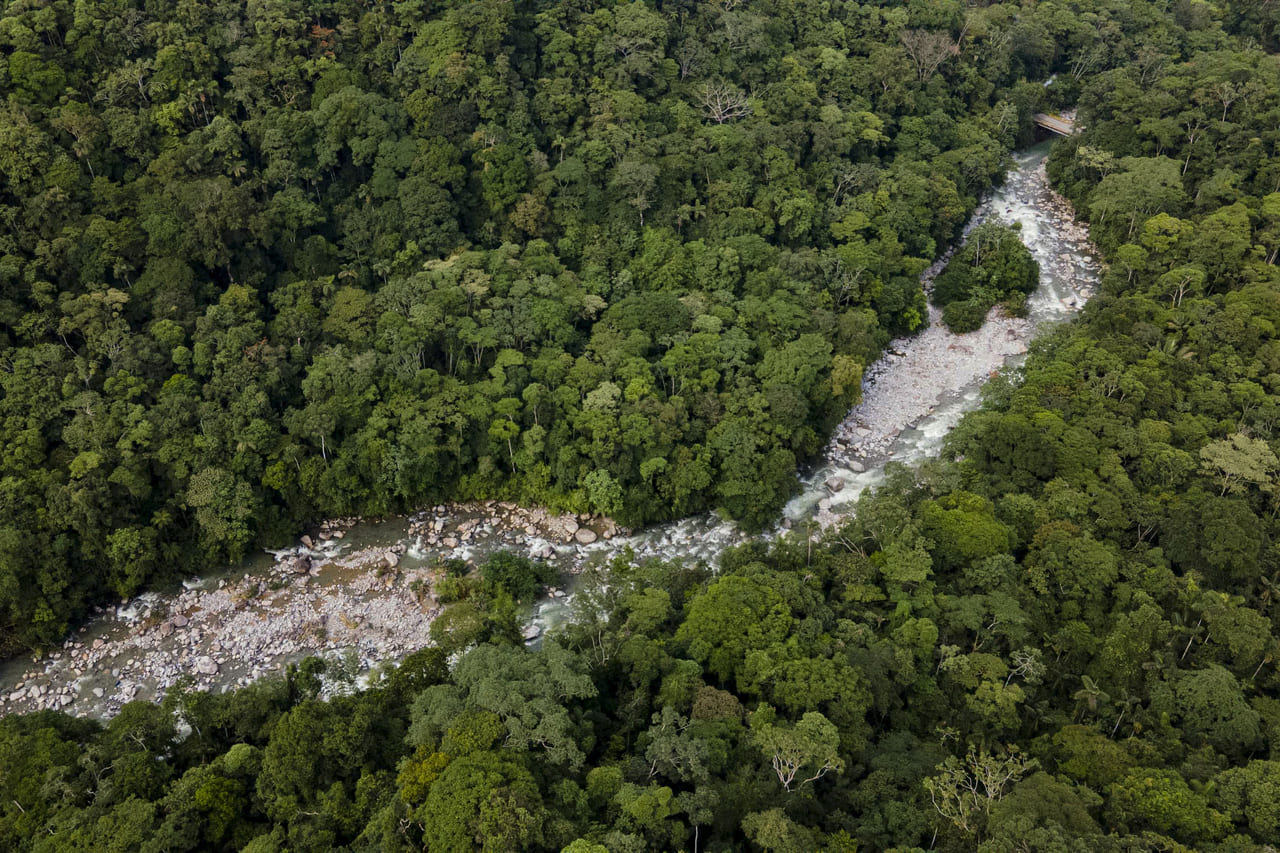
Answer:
408 502 622 555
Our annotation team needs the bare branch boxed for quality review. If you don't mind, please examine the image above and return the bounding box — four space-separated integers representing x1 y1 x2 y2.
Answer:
899 29 958 82
698 81 751 124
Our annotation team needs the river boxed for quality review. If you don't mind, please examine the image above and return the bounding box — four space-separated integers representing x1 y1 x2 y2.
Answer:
0 140 1101 718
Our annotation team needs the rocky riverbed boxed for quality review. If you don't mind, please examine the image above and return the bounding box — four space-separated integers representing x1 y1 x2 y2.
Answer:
823 307 1031 469
0 142 1102 720
0 504 623 717
788 145 1100 525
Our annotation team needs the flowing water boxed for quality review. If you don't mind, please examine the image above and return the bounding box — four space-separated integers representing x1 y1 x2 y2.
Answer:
0 141 1102 718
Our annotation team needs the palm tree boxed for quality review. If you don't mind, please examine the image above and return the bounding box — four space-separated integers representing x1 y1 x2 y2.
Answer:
1073 675 1109 721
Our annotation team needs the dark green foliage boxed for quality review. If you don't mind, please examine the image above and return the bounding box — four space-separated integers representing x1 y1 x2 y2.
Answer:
940 298 991 334
932 222 1039 331
5 1 1280 852
480 552 555 603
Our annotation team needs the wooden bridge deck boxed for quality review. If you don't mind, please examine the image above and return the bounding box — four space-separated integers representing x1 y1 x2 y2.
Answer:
1033 113 1076 136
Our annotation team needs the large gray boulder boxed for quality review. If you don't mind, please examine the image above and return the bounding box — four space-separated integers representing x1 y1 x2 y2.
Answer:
194 657 219 676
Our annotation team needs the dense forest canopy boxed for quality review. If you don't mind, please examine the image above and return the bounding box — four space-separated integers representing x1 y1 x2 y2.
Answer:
6 0 1280 850
0 0 1124 652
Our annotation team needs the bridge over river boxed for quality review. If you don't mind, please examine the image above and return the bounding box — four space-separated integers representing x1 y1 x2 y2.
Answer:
1033 112 1076 136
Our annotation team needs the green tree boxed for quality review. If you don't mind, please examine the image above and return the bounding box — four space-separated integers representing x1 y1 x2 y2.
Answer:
749 708 845 793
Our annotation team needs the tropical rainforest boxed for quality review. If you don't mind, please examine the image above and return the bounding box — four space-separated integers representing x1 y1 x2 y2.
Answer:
4 0 1280 849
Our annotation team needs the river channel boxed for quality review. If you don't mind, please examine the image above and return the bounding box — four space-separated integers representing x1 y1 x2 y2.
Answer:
0 140 1102 718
